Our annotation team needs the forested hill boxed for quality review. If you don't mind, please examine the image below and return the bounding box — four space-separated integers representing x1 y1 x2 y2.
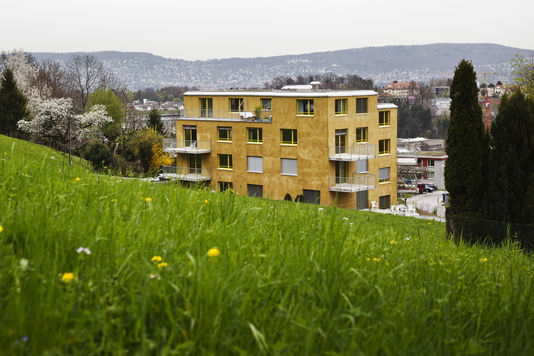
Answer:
32 43 534 90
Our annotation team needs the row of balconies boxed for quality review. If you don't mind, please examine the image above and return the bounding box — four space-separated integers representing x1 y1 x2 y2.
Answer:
182 108 273 122
160 165 376 192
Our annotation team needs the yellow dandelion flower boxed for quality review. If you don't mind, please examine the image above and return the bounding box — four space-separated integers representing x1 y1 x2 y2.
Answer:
111 198 118 202
61 272 74 283
145 197 152 203
390 240 397 244
75 177 81 182
427 222 432 225
207 248 220 257
0 225 3 233
366 257 370 261
204 200 209 204
385 262 390 266
373 257 380 262
480 257 488 263
157 262 168 268
151 255 162 262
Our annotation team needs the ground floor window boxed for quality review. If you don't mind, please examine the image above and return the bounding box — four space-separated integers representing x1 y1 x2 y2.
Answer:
303 189 320 204
379 195 391 209
247 184 263 197
218 181 233 191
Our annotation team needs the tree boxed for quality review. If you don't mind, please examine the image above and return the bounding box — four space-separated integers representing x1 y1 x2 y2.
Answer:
510 54 534 98
483 92 534 223
147 107 165 134
0 68 29 135
86 89 124 142
445 59 488 216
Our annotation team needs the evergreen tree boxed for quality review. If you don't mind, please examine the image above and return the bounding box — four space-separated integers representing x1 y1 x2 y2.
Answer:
0 68 29 135
445 60 488 216
484 92 534 223
147 108 165 135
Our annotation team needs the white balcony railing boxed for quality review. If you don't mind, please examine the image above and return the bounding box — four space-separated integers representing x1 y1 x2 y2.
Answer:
182 108 273 122
329 174 376 192
163 140 211 154
161 166 211 182
328 144 376 161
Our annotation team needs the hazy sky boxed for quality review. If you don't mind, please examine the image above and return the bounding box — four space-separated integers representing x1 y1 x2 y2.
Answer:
3 0 533 60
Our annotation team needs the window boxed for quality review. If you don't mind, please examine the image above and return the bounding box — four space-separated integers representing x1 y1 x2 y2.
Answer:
335 99 347 115
356 98 368 114
281 129 297 145
379 139 390 155
218 154 233 169
229 98 244 112
189 155 201 174
219 181 233 191
281 158 298 176
200 98 212 118
379 111 390 126
247 156 263 173
379 167 390 183
261 98 271 110
356 159 368 173
335 129 347 154
297 99 314 116
379 195 391 209
184 125 197 147
427 171 435 179
303 190 320 204
335 161 348 183
247 128 262 143
217 127 232 142
428 160 435 167
248 184 263 197
356 127 368 143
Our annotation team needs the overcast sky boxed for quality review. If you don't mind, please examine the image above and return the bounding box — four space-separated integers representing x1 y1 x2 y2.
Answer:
3 0 533 60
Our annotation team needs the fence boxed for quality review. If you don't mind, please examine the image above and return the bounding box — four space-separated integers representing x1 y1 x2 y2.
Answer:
446 209 534 250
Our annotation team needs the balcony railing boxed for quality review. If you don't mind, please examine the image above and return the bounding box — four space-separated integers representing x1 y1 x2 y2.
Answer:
161 166 211 182
182 108 273 122
329 173 376 192
163 139 211 154
328 143 376 161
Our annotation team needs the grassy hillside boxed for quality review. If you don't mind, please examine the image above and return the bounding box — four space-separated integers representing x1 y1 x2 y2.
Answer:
1 135 533 354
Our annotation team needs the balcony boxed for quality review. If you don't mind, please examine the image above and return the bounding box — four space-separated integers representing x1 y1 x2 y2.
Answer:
163 139 211 154
328 144 376 161
182 108 272 122
161 166 211 182
329 174 376 193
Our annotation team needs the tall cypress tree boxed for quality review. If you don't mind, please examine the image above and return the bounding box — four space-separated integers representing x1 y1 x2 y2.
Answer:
445 60 488 216
0 68 29 135
484 92 534 223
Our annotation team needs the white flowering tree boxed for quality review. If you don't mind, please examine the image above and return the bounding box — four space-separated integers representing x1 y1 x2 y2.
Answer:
17 97 112 144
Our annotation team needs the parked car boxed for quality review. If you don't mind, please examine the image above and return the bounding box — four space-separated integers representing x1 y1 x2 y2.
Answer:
417 183 435 194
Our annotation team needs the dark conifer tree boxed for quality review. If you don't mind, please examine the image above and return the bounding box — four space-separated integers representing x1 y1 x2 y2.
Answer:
484 92 534 223
0 68 29 135
445 60 488 216
147 107 165 135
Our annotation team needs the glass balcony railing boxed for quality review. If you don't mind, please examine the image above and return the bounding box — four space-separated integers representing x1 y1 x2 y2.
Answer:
329 174 376 192
163 140 211 154
328 144 376 161
161 166 211 181
182 108 272 122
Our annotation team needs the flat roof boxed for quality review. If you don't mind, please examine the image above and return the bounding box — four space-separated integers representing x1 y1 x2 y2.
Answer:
184 90 378 98
377 103 398 109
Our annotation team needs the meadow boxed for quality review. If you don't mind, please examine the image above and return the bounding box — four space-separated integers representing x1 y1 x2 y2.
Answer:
1 135 533 355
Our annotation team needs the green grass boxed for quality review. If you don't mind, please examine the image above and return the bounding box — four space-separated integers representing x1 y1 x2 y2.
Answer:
1 134 533 355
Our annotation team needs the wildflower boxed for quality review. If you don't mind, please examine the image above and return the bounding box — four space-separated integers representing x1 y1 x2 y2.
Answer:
0 225 3 233
151 256 162 262
22 336 28 342
157 262 168 268
145 197 152 203
480 257 488 263
61 272 74 283
373 257 380 262
204 199 209 204
207 248 220 257
20 258 29 271
349 222 353 226
427 222 432 225
390 240 397 244
75 177 81 182
343 217 349 221
149 273 160 280
111 198 118 203
50 156 55 160
318 208 324 212
385 262 390 266
76 247 92 255
405 237 411 241
366 257 370 261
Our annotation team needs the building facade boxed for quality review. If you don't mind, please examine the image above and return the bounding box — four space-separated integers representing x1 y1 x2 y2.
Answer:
167 87 397 210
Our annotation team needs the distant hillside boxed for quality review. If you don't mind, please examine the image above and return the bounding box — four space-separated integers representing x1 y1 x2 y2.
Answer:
32 43 534 90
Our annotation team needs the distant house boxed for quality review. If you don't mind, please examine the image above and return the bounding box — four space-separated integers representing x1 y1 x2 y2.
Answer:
381 81 419 100
431 86 450 97
398 151 447 190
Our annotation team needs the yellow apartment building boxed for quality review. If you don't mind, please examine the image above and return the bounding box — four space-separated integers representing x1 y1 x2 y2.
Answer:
165 84 397 209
